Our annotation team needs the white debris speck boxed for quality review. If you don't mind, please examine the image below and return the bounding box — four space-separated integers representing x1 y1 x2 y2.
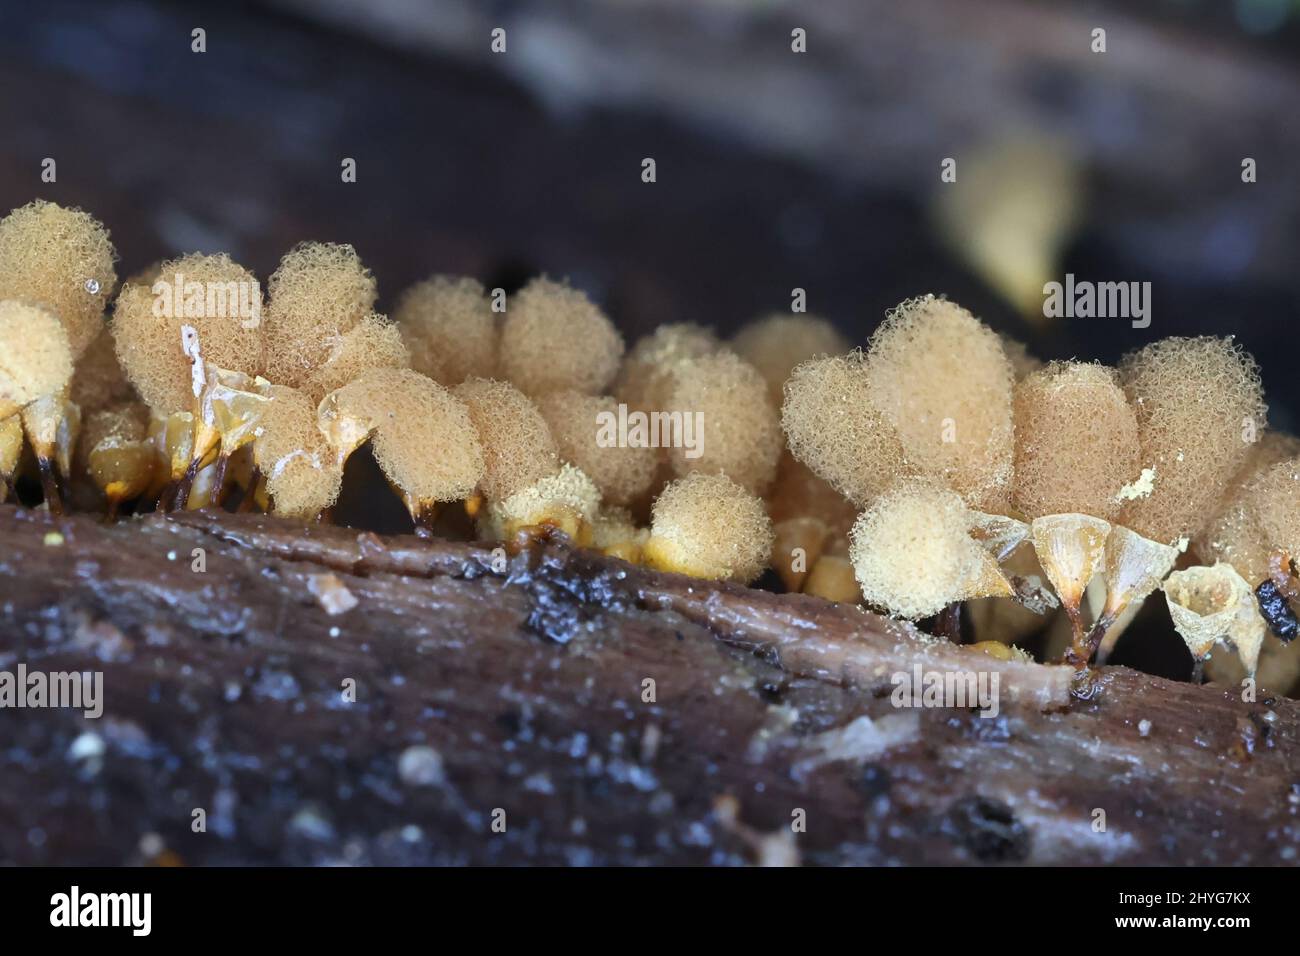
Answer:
756 830 801 867
328 626 340 638
795 713 920 776
167 551 177 561
398 745 445 787
307 573 358 615
745 704 800 762
1115 467 1156 502
288 805 336 842
180 325 205 399
138 832 165 857
68 731 105 761
523 772 555 794
639 724 662 764
43 531 64 547
1138 719 1152 737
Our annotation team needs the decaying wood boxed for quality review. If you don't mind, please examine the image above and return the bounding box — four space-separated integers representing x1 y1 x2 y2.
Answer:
0 503 1296 865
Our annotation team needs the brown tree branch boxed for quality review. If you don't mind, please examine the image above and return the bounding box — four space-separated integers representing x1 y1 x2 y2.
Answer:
0 504 1296 865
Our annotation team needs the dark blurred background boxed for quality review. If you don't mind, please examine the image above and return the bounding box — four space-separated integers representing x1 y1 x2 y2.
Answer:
2 0 1296 409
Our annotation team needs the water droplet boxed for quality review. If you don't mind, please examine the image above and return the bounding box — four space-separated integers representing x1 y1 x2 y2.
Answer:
84 278 101 295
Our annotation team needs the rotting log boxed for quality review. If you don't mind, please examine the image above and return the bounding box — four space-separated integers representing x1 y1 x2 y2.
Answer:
0 503 1296 865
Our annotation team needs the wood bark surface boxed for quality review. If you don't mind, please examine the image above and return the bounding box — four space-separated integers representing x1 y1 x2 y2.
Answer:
1 504 1296 865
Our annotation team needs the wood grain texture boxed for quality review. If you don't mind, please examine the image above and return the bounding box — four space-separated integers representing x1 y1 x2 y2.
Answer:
1 504 1296 865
